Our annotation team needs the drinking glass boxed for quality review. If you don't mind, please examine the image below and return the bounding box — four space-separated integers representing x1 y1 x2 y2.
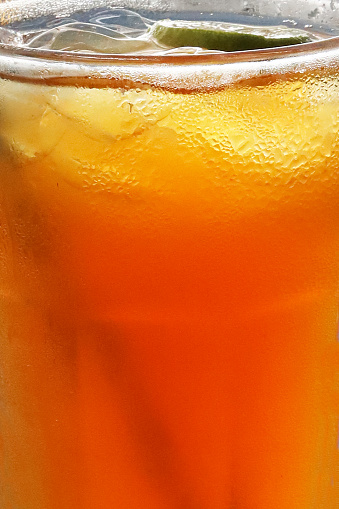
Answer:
0 1 338 508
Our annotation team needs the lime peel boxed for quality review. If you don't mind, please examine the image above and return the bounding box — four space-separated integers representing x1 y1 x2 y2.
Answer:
150 20 314 52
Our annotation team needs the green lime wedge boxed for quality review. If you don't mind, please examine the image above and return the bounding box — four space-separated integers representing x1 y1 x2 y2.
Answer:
150 20 314 52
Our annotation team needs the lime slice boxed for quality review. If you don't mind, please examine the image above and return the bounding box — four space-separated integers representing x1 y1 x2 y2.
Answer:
150 20 314 52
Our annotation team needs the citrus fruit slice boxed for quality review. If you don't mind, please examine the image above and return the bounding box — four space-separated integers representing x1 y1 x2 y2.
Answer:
150 20 314 52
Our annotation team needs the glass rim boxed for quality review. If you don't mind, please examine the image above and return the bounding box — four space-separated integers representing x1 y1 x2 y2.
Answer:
0 34 339 66
1 30 339 92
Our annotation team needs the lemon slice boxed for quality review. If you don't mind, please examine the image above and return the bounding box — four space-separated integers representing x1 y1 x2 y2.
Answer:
150 20 314 52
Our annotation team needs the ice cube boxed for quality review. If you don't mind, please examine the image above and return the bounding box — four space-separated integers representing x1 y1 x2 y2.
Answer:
26 21 157 53
91 8 152 38
0 26 23 47
47 86 172 140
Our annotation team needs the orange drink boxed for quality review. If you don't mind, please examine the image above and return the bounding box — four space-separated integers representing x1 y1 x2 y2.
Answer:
0 1 338 508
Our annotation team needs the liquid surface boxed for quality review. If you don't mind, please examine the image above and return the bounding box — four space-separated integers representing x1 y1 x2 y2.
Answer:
0 7 329 55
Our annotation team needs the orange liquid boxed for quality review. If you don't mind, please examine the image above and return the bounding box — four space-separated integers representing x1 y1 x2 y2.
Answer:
0 64 339 508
